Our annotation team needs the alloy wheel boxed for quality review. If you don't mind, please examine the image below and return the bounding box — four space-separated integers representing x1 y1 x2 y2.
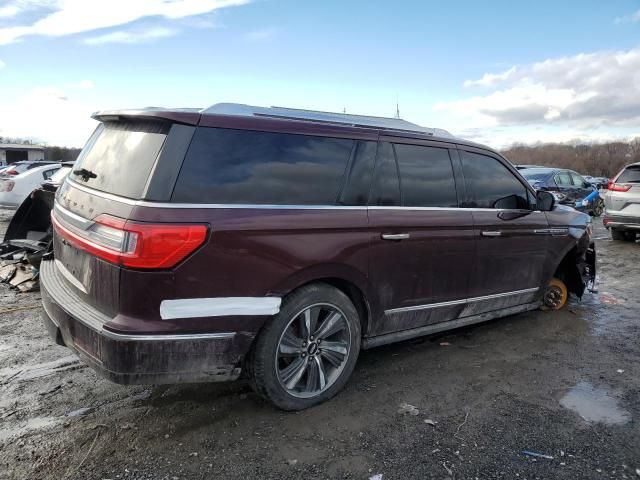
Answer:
275 303 352 398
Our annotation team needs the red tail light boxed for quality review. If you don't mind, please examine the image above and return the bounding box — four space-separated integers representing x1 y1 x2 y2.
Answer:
607 181 631 192
51 211 208 269
1 180 15 192
6 170 18 175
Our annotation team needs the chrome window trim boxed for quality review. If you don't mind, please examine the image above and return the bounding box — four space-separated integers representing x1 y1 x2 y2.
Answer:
385 287 540 315
66 178 544 213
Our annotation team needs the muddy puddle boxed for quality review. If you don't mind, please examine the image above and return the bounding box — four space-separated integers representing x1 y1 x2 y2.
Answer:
560 381 631 425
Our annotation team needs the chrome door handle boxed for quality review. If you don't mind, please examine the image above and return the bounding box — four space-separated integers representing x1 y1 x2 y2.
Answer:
381 233 410 241
481 231 502 237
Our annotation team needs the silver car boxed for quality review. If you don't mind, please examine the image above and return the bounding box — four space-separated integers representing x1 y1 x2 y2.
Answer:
603 162 640 241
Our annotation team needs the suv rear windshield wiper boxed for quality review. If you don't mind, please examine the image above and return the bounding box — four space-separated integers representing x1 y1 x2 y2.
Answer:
73 168 97 181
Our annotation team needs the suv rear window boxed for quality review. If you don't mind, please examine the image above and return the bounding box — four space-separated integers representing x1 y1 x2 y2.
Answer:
618 166 640 183
69 120 169 199
172 127 353 205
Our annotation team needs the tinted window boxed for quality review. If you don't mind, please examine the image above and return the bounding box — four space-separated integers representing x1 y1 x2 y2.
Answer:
369 142 400 206
69 121 169 199
617 166 640 183
338 141 376 206
555 171 572 186
42 168 59 180
394 144 457 207
460 151 529 209
173 128 353 205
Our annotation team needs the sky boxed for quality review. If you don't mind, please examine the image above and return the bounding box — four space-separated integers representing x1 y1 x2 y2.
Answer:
0 0 639 149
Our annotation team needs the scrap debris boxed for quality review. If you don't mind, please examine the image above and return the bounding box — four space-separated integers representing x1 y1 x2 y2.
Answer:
0 239 48 292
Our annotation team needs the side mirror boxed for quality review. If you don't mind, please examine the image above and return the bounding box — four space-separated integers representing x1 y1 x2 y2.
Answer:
583 181 592 188
536 190 555 211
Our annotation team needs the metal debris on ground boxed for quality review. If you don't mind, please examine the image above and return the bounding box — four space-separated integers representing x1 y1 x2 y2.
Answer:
397 403 420 415
522 450 554 460
0 238 48 292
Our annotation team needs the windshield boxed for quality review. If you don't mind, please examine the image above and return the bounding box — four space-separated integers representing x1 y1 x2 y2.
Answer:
68 120 169 199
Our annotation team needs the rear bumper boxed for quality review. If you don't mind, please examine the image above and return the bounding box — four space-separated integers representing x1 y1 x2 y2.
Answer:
603 214 640 231
40 260 246 385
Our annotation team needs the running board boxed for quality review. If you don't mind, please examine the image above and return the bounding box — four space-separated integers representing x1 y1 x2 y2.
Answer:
361 302 541 349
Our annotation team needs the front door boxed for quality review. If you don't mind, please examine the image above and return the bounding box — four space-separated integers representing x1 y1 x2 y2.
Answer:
458 149 549 315
368 140 475 336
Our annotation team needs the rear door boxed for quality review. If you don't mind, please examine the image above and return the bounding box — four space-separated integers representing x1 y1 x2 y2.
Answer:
368 139 474 335
458 148 548 313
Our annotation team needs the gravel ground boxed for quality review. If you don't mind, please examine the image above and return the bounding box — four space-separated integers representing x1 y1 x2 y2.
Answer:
0 208 639 480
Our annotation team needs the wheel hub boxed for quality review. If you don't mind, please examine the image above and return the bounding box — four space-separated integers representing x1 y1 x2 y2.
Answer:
276 303 351 398
544 286 563 308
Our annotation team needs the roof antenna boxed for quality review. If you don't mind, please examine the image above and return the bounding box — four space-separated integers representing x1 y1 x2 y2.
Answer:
343 107 346 114
395 96 400 119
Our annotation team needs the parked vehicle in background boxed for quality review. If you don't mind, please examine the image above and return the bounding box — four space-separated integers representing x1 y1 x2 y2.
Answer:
0 163 62 209
40 104 595 410
0 161 59 177
3 162 74 242
515 164 545 170
603 162 640 242
520 167 604 217
585 176 608 190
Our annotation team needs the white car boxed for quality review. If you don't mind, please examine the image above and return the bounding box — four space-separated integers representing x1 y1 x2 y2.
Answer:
0 163 62 209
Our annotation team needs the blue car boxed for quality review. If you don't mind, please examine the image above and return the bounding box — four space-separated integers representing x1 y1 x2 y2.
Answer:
520 167 604 217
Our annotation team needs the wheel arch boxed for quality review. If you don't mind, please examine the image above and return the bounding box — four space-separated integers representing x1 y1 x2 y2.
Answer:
270 264 375 337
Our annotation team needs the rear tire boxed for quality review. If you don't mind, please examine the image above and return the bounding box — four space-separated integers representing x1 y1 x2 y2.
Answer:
248 283 361 411
611 228 637 242
611 228 625 241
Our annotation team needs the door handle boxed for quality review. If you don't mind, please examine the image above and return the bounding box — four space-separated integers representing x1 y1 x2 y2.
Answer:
381 233 410 241
481 231 502 237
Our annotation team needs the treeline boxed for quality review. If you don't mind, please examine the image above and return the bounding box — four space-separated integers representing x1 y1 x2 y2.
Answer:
0 137 81 162
502 138 640 178
44 146 81 162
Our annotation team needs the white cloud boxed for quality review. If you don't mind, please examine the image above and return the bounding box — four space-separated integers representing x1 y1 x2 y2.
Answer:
0 85 99 146
245 27 278 42
0 59 5 69
464 67 517 88
614 9 640 24
83 27 177 45
435 46 640 144
0 0 250 45
0 5 20 17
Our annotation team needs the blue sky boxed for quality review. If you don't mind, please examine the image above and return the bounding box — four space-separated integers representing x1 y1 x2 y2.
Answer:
0 0 639 147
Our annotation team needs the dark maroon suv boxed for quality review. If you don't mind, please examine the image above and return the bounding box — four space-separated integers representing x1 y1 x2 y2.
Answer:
40 104 596 410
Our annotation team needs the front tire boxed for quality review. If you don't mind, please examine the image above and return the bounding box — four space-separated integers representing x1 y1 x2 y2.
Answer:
592 199 604 217
542 277 568 310
248 283 361 410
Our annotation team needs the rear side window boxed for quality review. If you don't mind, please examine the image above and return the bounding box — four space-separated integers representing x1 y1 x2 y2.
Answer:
555 171 572 186
570 172 586 187
394 144 457 207
172 128 353 205
369 142 400 206
460 151 529 209
338 141 376 206
618 166 640 183
69 120 169 199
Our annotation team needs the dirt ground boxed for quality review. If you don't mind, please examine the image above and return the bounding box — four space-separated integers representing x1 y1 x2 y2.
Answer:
0 208 638 480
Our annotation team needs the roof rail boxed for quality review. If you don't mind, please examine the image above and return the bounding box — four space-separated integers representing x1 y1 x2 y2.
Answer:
202 103 454 138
